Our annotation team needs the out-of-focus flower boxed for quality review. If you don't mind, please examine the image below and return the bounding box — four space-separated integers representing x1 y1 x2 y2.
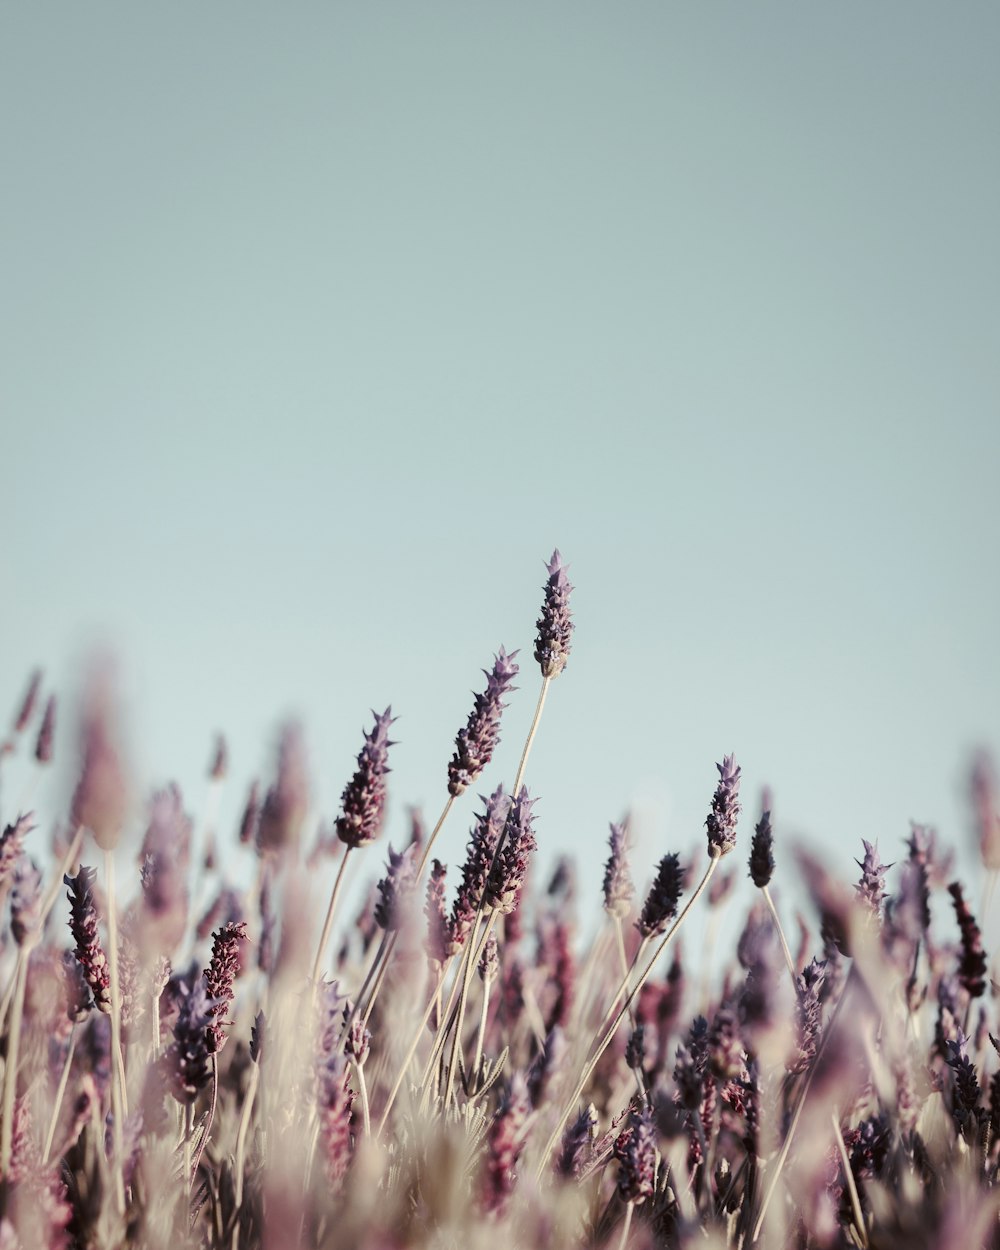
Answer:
258 721 309 856
556 1103 597 1178
948 882 987 999
603 821 635 919
11 857 42 946
970 750 1000 871
614 1106 657 1205
534 550 574 679
208 733 228 781
336 709 395 850
10 668 42 736
448 648 519 797
35 695 56 764
164 977 216 1104
0 814 35 890
480 1072 531 1215
373 842 418 932
425 859 451 965
749 807 774 888
71 669 128 851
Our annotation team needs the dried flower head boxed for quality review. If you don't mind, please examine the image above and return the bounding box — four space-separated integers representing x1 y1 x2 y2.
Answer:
448 648 519 797
603 820 635 919
534 550 574 679
204 920 248 1053
637 853 685 939
749 807 774 888
706 754 742 858
335 708 395 850
484 788 537 916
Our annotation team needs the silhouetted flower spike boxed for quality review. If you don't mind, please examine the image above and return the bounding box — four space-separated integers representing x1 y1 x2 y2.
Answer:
749 808 775 888
373 842 417 932
948 881 988 999
336 708 396 850
706 754 742 858
448 648 519 797
556 1103 597 1178
484 788 537 915
855 840 891 919
614 1106 657 1204
637 853 685 938
65 866 111 1014
534 549 574 679
35 695 56 764
603 821 635 918
204 920 248 1053
249 1010 266 1063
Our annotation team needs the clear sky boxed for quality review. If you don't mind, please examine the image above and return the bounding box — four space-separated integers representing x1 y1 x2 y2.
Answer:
2 5 998 924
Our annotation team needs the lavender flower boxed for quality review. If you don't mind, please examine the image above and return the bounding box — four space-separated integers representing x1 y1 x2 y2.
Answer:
335 708 395 850
165 978 216 1104
945 1032 983 1136
479 929 500 984
373 842 417 932
706 754 742 858
139 785 191 955
855 840 891 920
614 1106 657 1204
342 1003 371 1066
238 780 260 846
250 1010 266 1063
35 695 56 764
556 1103 597 1178
425 859 451 964
0 814 34 890
625 1022 646 1072
257 721 309 855
603 821 635 919
749 808 774 888
10 857 42 946
65 866 111 1014
484 788 537 915
789 958 826 1074
448 648 519 797
450 787 510 947
948 881 987 999
71 671 127 851
203 921 247 1053
61 949 94 1022
480 1072 531 1215
534 550 574 679
208 733 228 781
315 1049 355 1189
10 668 42 736
637 853 685 939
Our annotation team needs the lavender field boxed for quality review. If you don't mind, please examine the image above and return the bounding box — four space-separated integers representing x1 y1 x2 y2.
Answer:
0 552 996 1249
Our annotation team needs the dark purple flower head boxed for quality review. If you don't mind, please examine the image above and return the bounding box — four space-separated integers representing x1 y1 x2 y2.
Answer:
556 1103 597 1178
749 807 775 888
625 1022 646 1072
480 1072 531 1216
238 781 260 847
0 813 35 890
35 695 56 764
424 859 451 964
164 977 216 1104
448 648 519 797
250 1010 266 1063
603 821 635 919
637 853 685 939
373 842 418 932
614 1106 657 1205
257 721 309 856
945 1031 983 1135
948 881 988 999
854 840 891 920
336 708 395 850
65 865 111 1014
11 857 42 947
478 929 500 984
706 754 741 858
534 550 574 679
203 921 248 1053
450 788 510 946
484 788 537 916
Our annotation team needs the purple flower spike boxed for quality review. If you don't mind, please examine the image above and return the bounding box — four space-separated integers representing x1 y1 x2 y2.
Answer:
855 840 891 920
480 1072 531 1215
534 550 574 679
948 881 987 999
65 866 111 1014
165 978 216 1104
373 842 417 932
257 721 309 856
749 807 775 888
705 754 742 859
637 853 686 938
11 668 42 735
484 788 537 916
424 859 451 965
336 708 396 850
11 857 42 947
0 814 35 890
603 821 635 919
204 921 248 1053
450 787 511 950
614 1106 657 1205
448 648 519 798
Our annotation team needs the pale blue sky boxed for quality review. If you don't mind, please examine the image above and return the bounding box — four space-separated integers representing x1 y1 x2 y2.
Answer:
2 5 998 921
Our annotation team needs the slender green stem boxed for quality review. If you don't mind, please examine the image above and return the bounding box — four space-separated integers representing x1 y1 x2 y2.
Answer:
512 676 550 796
535 856 720 1179
311 846 352 985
